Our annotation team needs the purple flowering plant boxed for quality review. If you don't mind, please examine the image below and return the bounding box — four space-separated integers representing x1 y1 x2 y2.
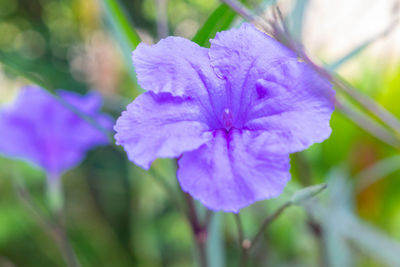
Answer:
0 86 113 179
115 23 335 213
0 85 113 266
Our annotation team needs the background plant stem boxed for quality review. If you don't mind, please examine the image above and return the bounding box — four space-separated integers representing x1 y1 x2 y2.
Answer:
14 178 80 267
184 193 208 267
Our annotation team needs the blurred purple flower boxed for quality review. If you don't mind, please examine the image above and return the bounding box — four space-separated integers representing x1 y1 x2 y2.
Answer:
115 23 335 212
0 86 112 177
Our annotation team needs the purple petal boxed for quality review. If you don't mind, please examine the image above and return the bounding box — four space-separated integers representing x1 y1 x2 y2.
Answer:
57 90 103 114
132 37 223 98
114 92 213 169
0 86 112 175
245 59 335 153
177 129 291 212
208 23 295 126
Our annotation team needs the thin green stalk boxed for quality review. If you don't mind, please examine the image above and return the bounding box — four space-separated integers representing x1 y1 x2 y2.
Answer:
328 18 399 71
156 0 169 39
14 178 80 267
251 202 292 247
234 214 248 267
236 184 327 266
100 0 141 84
46 174 81 267
336 98 400 149
184 193 208 267
100 0 141 50
219 0 271 30
356 155 400 192
234 214 244 247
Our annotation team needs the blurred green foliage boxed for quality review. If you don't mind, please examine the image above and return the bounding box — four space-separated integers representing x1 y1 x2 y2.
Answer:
0 0 400 266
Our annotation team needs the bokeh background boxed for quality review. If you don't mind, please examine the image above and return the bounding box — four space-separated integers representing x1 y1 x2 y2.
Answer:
1 0 400 266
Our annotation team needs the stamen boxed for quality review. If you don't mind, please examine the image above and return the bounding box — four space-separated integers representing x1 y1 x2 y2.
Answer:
222 108 233 130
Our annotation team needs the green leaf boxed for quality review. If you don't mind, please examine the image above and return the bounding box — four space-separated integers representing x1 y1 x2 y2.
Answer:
191 4 238 47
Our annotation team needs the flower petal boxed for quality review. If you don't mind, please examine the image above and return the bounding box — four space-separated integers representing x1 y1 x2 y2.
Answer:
208 23 295 126
0 107 42 167
114 92 213 169
177 129 291 212
132 37 223 98
245 59 335 153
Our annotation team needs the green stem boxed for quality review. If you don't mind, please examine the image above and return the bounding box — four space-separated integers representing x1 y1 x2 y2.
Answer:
234 214 248 267
251 201 292 247
184 193 208 267
156 0 169 39
47 174 63 214
46 175 81 267
15 177 80 267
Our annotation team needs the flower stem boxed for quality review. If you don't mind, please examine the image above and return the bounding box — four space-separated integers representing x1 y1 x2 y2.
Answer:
184 193 208 267
233 185 327 266
14 177 80 267
46 174 81 267
235 202 292 267
219 0 271 30
307 218 327 267
52 220 81 267
251 202 291 247
234 214 249 267
156 0 169 39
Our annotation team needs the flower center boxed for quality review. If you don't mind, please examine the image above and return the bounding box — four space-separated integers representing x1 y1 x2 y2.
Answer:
222 108 233 131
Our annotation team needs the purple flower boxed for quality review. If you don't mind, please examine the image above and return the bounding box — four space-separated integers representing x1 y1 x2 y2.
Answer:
115 23 335 212
0 86 113 177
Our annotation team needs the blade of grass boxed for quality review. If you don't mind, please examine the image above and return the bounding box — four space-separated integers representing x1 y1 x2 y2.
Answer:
156 0 169 39
356 155 400 192
328 18 399 72
100 0 141 84
254 0 278 15
288 0 309 41
220 0 254 22
100 0 141 50
192 3 238 47
336 97 400 149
